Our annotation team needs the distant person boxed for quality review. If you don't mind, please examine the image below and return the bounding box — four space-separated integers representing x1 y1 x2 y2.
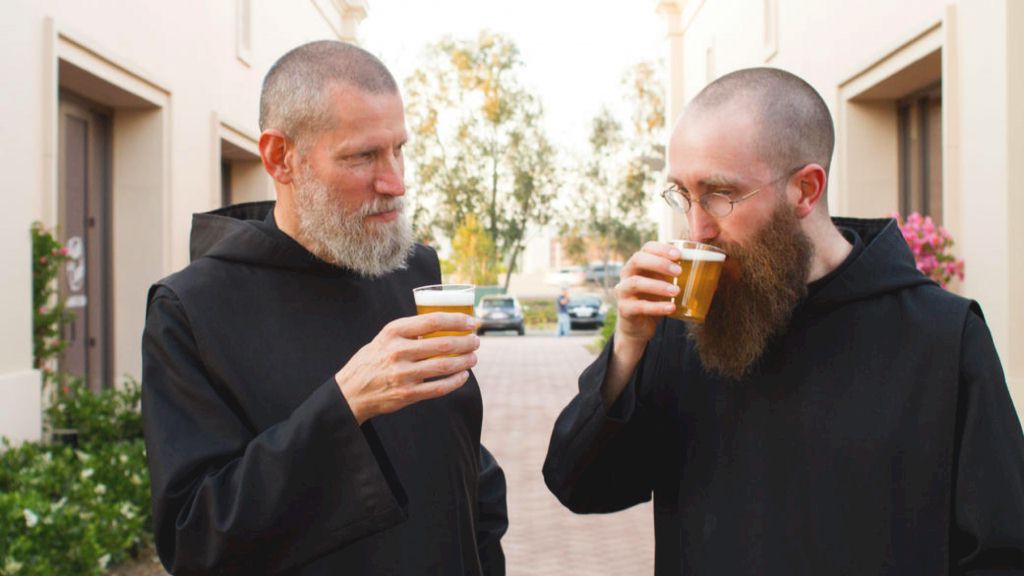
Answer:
556 287 571 337
142 41 507 575
543 67 1024 574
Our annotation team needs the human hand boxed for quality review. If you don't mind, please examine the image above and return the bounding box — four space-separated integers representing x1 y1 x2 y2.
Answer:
599 242 682 406
335 313 480 424
613 241 683 353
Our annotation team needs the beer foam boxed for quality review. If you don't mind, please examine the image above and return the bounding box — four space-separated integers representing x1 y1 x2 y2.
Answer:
679 248 726 262
414 289 475 306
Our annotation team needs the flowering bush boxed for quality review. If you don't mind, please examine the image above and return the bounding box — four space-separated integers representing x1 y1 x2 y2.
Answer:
892 212 965 289
2 224 152 574
31 223 72 396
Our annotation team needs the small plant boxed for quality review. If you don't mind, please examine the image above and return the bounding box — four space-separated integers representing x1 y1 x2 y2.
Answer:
892 212 965 289
31 223 72 397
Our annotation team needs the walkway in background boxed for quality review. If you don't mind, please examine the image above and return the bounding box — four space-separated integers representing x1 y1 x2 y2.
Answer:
474 333 655 575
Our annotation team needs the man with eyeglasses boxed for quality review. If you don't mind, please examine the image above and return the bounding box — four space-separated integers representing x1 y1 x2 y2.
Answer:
544 67 1024 574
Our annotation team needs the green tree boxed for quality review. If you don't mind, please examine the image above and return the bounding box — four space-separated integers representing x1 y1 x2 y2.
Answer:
560 61 665 294
405 31 557 290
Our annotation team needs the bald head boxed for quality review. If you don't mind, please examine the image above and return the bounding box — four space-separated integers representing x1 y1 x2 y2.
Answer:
259 40 398 146
685 67 834 180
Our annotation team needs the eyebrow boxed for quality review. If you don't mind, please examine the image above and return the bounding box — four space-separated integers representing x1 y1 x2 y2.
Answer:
667 173 744 192
332 136 408 158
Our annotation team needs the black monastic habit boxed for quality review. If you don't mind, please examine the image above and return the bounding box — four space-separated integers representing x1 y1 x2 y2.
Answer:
143 202 507 575
545 218 1024 575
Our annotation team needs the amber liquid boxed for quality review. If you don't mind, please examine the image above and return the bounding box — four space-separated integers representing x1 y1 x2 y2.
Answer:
667 258 724 323
416 304 475 338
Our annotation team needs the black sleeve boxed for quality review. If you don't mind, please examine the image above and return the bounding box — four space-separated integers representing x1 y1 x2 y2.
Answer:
951 310 1024 574
542 333 658 513
476 444 508 576
142 286 407 575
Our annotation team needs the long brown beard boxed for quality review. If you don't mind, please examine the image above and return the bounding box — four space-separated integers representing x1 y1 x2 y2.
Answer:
687 201 812 380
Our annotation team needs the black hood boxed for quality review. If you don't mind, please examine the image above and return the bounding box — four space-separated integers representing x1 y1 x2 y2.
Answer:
189 201 334 273
808 217 934 309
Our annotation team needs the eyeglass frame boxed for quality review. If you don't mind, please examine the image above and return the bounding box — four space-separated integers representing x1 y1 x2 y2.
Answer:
660 165 806 219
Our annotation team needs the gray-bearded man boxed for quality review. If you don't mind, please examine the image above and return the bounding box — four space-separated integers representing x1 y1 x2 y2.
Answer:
142 41 507 575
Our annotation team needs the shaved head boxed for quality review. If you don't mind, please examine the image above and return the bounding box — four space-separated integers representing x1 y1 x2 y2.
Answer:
259 40 398 146
685 67 834 180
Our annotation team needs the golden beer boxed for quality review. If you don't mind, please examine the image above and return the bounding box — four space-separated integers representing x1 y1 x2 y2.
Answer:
412 284 476 338
667 242 726 323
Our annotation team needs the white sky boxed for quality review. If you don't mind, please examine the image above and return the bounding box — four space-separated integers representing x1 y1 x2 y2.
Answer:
360 0 664 154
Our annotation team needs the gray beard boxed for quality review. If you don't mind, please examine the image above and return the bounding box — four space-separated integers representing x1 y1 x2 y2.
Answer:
293 171 415 278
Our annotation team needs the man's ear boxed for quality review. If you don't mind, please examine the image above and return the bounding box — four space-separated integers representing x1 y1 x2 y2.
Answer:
259 129 298 185
791 163 827 219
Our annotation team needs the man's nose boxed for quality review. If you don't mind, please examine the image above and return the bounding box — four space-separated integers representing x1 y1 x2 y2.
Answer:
687 202 719 243
374 154 405 196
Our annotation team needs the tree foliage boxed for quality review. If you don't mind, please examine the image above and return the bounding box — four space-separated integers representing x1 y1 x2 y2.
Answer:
405 31 557 290
448 215 499 285
560 61 666 293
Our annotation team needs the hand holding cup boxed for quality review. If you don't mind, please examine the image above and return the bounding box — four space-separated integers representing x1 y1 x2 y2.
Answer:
335 285 479 424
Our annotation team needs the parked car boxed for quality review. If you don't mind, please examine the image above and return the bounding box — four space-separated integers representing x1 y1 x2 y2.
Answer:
475 295 525 335
567 295 607 330
545 266 587 287
585 262 623 285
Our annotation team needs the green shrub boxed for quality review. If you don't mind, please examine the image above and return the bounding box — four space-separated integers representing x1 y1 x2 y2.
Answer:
46 379 143 447
0 382 150 575
7 223 151 574
521 297 557 327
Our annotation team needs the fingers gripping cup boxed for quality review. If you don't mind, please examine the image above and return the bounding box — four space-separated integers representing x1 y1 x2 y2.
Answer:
413 284 476 338
667 241 726 323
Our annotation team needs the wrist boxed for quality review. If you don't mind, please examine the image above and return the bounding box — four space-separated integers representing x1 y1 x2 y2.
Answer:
337 375 369 425
612 331 647 366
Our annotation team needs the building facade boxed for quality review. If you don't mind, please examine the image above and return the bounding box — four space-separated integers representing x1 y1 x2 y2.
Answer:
656 0 1024 416
0 0 368 442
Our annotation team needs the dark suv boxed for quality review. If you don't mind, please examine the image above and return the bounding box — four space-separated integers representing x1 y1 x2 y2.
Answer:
475 295 525 336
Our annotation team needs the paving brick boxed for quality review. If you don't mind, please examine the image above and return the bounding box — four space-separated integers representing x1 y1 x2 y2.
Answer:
474 333 655 575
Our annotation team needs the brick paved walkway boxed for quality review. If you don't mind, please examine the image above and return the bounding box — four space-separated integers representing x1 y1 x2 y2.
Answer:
474 333 655 575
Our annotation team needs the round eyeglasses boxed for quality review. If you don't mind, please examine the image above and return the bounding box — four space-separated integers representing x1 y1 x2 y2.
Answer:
660 168 802 219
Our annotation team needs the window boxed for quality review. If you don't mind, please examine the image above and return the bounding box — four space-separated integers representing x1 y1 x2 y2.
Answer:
236 0 252 65
763 0 779 61
898 83 943 222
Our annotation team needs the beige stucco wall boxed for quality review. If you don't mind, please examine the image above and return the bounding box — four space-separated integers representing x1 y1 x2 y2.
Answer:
0 0 367 442
659 0 1023 414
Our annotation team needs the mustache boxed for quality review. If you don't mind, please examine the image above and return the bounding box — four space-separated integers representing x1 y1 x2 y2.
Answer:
358 196 405 218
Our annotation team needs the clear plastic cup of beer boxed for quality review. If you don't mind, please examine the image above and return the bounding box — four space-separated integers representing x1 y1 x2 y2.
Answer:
412 284 476 338
666 241 727 323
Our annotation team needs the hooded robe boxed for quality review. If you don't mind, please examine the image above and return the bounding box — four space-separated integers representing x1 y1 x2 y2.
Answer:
544 217 1024 575
143 201 507 575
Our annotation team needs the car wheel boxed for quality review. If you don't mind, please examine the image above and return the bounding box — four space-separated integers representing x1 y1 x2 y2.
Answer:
517 326 525 336
477 328 486 336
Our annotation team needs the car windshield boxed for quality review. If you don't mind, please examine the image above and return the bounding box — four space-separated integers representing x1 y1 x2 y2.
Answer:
481 298 515 310
570 297 601 307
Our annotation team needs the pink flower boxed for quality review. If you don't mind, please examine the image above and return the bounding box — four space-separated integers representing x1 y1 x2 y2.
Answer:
894 211 965 288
